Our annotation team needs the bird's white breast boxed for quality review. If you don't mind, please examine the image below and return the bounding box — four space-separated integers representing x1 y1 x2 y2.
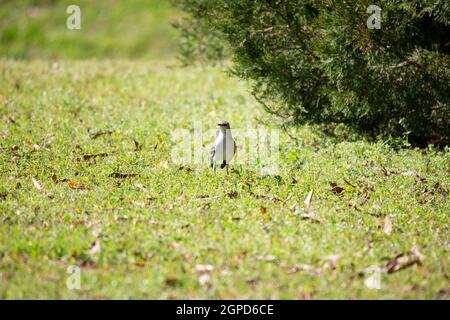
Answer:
214 131 235 163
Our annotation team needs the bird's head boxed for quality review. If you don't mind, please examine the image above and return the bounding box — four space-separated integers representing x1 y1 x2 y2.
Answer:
217 120 231 131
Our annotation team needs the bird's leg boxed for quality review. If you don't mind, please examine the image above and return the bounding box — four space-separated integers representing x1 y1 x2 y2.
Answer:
213 162 216 174
226 164 229 175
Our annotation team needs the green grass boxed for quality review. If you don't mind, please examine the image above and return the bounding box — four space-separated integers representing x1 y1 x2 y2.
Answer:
0 59 449 299
0 0 179 59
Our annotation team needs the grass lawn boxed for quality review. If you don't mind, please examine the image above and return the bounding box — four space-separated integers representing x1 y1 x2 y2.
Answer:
0 59 449 299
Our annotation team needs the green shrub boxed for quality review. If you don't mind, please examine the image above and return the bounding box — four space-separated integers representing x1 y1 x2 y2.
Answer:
173 0 450 146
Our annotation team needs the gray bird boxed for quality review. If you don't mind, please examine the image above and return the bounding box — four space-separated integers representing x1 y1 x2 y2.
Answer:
209 120 235 174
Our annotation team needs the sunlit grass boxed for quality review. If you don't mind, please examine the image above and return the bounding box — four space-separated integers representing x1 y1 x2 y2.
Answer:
0 60 448 299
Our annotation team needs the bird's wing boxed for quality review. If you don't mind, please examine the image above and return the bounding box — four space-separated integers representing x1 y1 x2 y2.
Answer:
209 144 215 165
209 129 219 165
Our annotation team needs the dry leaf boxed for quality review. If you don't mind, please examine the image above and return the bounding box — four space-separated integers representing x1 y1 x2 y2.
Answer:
383 215 393 235
411 244 425 262
72 220 92 227
198 274 211 286
32 178 43 190
161 161 169 169
343 178 356 188
135 184 148 192
329 182 345 194
52 174 68 183
385 246 424 274
256 255 276 262
304 190 314 207
259 206 267 214
165 276 179 287
109 172 138 179
90 239 101 255
68 181 88 190
322 254 340 270
170 242 180 250
89 130 113 139
226 190 238 198
194 264 214 273
33 144 40 150
133 139 141 151
178 165 193 172
302 211 319 223
284 263 315 274
134 259 146 268
283 193 293 203
253 193 282 202
298 289 313 300
82 153 108 161
434 182 448 195
246 278 260 286
132 201 146 207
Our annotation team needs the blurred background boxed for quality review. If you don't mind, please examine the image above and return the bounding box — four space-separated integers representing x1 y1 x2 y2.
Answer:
0 0 179 59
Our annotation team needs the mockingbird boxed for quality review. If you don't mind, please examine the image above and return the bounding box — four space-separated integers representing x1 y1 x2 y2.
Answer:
209 120 235 174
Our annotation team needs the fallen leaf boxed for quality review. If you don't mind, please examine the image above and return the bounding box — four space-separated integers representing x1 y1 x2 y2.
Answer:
298 289 313 300
283 193 293 203
329 182 345 194
134 184 148 192
304 190 314 207
423 188 434 196
343 178 356 188
194 264 214 273
160 161 169 169
411 244 425 262
133 139 141 151
253 193 282 202
385 246 425 274
246 278 260 286
198 274 211 286
259 206 267 214
32 144 40 150
301 211 319 223
68 181 88 190
32 178 43 190
72 220 92 227
11 145 19 152
321 254 340 270
283 263 315 274
134 259 146 268
82 153 108 161
171 242 180 250
401 170 418 177
434 182 448 195
165 276 179 287
132 201 146 207
178 165 193 172
226 190 238 198
90 239 101 255
109 172 138 179
89 130 113 139
383 215 393 235
219 269 232 276
256 255 276 262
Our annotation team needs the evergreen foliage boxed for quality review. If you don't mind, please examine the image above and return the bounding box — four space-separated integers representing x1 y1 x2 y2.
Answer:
173 0 450 145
